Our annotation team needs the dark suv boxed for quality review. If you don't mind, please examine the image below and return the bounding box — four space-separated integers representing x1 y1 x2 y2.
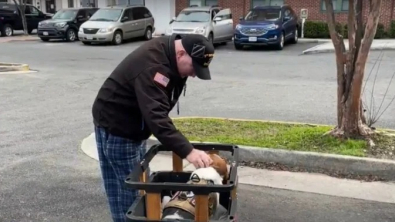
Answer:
37 8 98 42
233 5 300 50
0 2 52 37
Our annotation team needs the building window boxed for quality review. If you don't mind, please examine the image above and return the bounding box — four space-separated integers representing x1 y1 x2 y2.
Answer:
251 0 284 8
68 0 74 8
189 0 218 7
128 0 144 5
321 0 349 11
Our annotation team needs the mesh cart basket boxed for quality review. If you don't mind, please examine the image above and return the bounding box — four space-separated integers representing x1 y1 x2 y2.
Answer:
123 143 239 222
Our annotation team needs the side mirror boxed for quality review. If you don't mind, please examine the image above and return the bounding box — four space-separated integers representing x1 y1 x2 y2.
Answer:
169 19 174 24
214 17 222 22
239 16 244 21
121 16 128 22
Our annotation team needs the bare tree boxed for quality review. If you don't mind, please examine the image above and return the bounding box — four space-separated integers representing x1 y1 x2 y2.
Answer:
323 0 383 139
12 0 29 35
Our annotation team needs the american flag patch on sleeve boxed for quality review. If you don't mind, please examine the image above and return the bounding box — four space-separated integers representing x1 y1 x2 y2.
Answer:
154 72 170 87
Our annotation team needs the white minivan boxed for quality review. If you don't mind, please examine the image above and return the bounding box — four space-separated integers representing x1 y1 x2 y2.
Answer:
78 5 155 45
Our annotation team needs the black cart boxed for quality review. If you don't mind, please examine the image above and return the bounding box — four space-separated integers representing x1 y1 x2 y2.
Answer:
124 143 239 222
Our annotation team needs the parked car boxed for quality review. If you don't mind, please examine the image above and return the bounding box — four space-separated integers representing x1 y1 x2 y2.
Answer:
0 2 52 37
78 5 155 45
233 5 300 50
165 5 233 45
37 7 98 42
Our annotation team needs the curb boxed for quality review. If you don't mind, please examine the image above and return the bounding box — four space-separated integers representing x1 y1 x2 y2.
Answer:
0 36 40 43
80 130 395 181
0 62 30 73
298 38 331 43
147 137 395 181
302 46 395 55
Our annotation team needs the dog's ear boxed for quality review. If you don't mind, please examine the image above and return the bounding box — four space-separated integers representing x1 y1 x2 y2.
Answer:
208 153 228 180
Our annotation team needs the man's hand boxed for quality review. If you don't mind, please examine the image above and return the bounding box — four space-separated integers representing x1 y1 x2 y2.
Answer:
186 148 213 168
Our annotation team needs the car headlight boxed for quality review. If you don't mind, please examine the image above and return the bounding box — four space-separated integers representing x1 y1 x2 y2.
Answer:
38 22 42 27
79 27 83 32
55 22 66 28
195 27 205 34
235 24 241 30
99 28 114 33
267 24 279 30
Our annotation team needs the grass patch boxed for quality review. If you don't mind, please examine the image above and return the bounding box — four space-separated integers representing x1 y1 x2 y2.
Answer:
172 118 395 158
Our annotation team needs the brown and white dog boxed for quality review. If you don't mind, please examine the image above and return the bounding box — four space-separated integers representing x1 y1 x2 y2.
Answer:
161 153 229 220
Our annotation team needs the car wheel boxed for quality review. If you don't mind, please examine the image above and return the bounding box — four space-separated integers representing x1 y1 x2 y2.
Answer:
66 29 77 42
1 24 14 37
40 37 49 42
234 43 243 50
290 28 298 44
276 32 284 50
144 27 152 40
112 30 123 45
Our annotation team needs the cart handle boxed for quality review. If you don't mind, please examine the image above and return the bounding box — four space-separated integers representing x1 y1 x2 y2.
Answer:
126 143 239 194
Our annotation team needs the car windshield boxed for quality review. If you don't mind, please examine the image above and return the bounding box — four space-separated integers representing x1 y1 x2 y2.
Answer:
52 9 78 20
244 9 281 21
175 10 210 22
89 9 122 22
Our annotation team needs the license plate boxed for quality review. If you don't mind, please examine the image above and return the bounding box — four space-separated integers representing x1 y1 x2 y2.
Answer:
86 36 93 40
248 37 257 42
43 31 48 36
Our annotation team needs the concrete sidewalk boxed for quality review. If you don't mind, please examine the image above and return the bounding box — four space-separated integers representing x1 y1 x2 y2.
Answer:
0 35 39 43
302 39 395 54
81 132 395 204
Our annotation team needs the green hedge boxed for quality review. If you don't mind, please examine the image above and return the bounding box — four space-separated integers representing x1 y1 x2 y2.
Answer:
390 20 395 38
303 20 395 39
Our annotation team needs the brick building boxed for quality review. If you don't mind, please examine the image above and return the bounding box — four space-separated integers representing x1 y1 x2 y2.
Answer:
175 0 395 29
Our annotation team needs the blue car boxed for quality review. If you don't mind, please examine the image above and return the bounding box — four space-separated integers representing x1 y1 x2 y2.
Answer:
233 5 300 50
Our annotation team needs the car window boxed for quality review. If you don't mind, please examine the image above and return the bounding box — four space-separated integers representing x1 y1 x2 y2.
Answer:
132 7 144 20
77 9 87 18
284 8 291 18
87 9 97 18
175 10 210 22
30 6 40 15
89 8 123 22
245 8 281 21
215 8 232 20
52 9 78 19
141 7 152 18
121 8 132 21
0 3 17 11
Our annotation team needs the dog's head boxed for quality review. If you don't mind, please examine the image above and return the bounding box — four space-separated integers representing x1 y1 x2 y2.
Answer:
207 153 229 180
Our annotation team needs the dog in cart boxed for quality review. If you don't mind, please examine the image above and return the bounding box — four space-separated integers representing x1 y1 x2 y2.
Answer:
124 143 239 222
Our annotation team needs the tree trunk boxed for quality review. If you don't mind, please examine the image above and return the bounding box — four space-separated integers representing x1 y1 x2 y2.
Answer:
323 0 382 139
13 0 29 35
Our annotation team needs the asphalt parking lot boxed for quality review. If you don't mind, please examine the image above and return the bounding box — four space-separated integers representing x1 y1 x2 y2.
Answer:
1 38 395 221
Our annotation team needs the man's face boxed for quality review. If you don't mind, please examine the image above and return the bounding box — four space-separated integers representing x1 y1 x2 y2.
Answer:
176 50 196 78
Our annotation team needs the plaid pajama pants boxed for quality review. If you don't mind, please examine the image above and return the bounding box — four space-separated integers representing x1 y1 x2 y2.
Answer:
95 126 149 222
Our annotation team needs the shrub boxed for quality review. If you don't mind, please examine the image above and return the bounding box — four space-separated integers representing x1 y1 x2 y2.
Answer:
303 21 329 38
375 23 386 39
303 20 388 39
389 20 395 38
